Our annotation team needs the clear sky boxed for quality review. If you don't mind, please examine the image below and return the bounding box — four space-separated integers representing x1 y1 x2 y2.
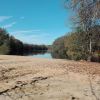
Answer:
0 0 72 45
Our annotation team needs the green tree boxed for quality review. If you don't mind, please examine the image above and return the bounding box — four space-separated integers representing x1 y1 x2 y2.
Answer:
64 32 88 60
0 28 10 54
52 36 67 59
65 0 100 60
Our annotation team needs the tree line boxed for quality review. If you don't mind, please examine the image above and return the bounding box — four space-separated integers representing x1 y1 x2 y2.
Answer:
0 28 48 55
52 25 100 61
52 0 100 62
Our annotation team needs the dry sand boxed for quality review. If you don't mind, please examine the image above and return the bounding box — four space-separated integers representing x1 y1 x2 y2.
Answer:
0 55 100 100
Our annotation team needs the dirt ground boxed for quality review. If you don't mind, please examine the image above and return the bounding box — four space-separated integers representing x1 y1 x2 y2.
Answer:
0 55 100 100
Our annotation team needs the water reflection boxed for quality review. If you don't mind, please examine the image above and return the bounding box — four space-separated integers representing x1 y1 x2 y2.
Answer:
27 51 66 59
32 52 52 59
30 51 67 59
12 50 67 59
23 50 47 56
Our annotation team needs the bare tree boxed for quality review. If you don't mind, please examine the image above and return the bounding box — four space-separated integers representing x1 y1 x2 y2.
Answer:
65 0 100 60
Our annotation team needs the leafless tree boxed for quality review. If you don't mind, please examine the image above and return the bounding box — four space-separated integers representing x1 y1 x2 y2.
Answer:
65 0 100 60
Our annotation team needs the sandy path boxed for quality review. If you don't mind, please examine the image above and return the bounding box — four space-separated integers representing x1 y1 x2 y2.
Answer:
0 55 100 100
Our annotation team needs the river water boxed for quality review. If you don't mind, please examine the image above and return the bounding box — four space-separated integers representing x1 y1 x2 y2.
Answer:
30 53 52 59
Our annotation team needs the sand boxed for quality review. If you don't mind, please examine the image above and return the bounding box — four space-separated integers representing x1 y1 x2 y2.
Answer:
0 55 100 100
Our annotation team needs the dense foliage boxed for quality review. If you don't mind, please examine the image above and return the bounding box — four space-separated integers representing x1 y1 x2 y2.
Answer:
52 36 67 59
0 28 48 55
52 25 100 61
52 0 100 62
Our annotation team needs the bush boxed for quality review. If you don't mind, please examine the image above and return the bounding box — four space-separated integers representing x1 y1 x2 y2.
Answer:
0 44 9 54
52 36 67 59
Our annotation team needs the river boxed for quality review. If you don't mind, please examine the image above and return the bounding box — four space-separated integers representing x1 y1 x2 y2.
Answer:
30 53 52 59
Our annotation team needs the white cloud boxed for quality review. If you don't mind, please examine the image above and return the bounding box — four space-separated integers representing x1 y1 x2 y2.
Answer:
15 34 51 45
10 29 52 44
0 16 12 22
3 22 16 28
11 30 41 34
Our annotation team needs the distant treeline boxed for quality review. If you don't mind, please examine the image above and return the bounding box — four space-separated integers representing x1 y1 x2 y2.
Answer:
0 28 48 55
52 25 100 62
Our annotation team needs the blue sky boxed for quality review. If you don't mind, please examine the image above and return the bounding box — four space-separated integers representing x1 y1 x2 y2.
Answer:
0 0 72 45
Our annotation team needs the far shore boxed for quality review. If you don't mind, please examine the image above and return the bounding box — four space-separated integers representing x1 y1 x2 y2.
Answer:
0 55 100 100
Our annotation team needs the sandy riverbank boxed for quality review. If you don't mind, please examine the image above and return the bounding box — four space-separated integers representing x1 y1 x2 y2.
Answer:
0 55 100 100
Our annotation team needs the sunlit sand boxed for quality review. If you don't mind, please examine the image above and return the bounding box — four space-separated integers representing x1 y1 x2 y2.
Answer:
0 55 100 100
